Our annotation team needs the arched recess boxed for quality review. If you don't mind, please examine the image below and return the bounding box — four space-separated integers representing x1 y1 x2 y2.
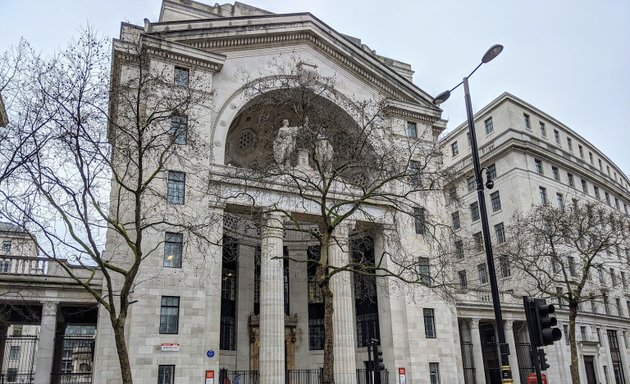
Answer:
211 75 384 172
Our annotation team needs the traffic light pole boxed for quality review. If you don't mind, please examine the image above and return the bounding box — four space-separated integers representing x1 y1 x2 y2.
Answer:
524 297 544 384
464 77 513 383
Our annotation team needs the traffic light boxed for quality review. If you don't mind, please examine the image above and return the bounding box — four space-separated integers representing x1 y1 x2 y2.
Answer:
370 339 385 384
538 348 550 371
534 298 562 346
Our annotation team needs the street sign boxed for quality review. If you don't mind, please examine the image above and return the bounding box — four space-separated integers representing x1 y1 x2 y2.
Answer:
160 343 180 352
205 370 215 384
398 368 406 384
207 349 215 358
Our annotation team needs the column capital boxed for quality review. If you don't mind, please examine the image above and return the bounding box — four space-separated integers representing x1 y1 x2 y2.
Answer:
469 318 481 329
41 301 58 317
260 211 285 239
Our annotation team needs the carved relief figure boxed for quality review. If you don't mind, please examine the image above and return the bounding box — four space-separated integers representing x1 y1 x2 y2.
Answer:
314 133 334 172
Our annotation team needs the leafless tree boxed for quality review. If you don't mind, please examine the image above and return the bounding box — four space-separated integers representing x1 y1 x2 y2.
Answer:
221 61 454 383
501 201 630 384
0 29 217 384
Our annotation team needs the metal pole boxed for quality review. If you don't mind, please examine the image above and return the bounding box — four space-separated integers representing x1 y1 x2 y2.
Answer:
463 76 513 383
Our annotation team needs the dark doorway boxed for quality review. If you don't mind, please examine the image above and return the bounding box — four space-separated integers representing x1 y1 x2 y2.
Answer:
584 356 597 384
479 322 500 384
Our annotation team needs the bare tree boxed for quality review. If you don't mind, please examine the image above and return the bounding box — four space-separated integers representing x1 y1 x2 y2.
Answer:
501 201 630 384
221 61 453 383
0 29 217 384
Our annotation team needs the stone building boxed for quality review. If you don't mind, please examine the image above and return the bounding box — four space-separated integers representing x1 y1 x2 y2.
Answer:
441 92 630 384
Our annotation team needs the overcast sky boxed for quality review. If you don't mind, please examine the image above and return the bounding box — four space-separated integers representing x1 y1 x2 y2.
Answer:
1 0 628 174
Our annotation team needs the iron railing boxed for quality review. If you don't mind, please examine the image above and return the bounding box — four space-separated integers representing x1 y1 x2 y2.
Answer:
217 369 389 384
50 337 95 384
0 335 38 383
356 369 389 384
460 341 476 384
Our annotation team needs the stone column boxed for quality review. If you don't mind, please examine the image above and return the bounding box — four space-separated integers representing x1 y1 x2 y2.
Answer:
504 320 521 384
258 212 285 384
329 222 357 384
470 318 486 384
34 301 58 384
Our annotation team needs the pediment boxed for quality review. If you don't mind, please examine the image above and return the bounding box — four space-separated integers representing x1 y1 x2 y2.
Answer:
143 13 441 116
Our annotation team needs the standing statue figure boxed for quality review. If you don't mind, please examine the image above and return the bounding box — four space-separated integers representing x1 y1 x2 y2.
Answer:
314 133 334 173
273 119 298 167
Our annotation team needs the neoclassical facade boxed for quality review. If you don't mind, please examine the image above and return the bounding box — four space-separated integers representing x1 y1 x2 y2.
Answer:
442 92 630 384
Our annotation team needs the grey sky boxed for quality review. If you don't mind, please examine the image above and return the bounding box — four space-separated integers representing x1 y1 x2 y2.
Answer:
1 0 628 174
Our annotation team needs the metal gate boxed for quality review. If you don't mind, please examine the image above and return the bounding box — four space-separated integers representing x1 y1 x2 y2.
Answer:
50 336 95 384
460 341 476 384
0 334 38 383
515 343 534 384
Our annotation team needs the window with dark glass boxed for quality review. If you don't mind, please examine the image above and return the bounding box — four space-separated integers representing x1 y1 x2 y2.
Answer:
554 129 560 145
455 240 464 259
552 166 560 181
414 207 426 235
535 159 543 174
524 114 531 129
581 179 588 194
490 191 501 212
167 171 185 204
484 117 493 134
494 223 506 244
499 255 510 277
353 238 380 347
163 232 183 268
417 257 431 286
478 263 488 284
159 296 179 334
451 141 459 157
486 163 497 180
567 137 573 150
429 362 440 384
539 187 547 205
220 236 238 350
2 240 11 254
568 257 576 277
458 270 467 288
170 115 188 145
451 211 460 230
158 365 175 384
423 308 436 338
467 176 476 192
174 66 189 86
579 145 584 158
567 173 574 187
409 160 422 187
307 246 324 350
539 121 546 136
556 193 564 210
470 202 480 222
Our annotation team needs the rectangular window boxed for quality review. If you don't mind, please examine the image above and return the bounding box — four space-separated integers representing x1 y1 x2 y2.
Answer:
473 232 483 252
578 144 584 157
490 191 502 212
478 263 488 284
556 286 564 308
598 264 605 284
589 152 593 164
539 187 547 205
605 192 610 205
622 271 627 290
568 257 576 276
598 158 602 170
610 268 616 286
499 255 510 277
470 202 480 222
563 324 569 345
484 117 494 134
451 211 460 230
414 207 426 235
409 160 422 187
170 115 188 145
174 66 189 86
594 186 600 199
535 159 543 175
581 326 587 341
158 365 175 384
554 129 560 145
8 346 20 360
495 223 506 244
466 131 471 146
539 121 546 137
163 232 183 268
523 113 531 129
429 362 441 384
6 368 17 383
455 240 464 259
451 141 459 157
423 308 436 338
159 296 180 334
551 257 559 274
487 164 497 180
567 173 574 187
407 121 418 138
458 270 467 288
556 193 564 210
467 176 476 192
417 257 431 285
616 298 623 317
581 179 588 194
552 166 560 181
1 240 11 254
167 171 185 204
567 137 573 151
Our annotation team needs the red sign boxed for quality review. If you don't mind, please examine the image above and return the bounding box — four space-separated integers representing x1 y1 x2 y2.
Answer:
205 370 215 384
398 367 407 384
527 373 548 384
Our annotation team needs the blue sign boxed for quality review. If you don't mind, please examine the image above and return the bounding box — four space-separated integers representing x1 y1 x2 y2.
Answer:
207 350 215 358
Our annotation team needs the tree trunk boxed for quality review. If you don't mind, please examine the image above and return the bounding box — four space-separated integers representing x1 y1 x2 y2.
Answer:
568 302 580 384
321 273 335 384
113 319 133 384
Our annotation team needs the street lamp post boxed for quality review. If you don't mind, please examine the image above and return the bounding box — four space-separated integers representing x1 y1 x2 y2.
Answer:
434 44 513 384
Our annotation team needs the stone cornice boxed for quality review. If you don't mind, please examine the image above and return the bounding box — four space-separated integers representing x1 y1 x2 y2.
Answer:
144 14 440 112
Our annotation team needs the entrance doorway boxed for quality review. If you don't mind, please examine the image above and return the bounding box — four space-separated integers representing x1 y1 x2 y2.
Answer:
584 356 597 384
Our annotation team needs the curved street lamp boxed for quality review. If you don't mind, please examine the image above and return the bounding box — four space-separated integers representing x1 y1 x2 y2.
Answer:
433 44 514 384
